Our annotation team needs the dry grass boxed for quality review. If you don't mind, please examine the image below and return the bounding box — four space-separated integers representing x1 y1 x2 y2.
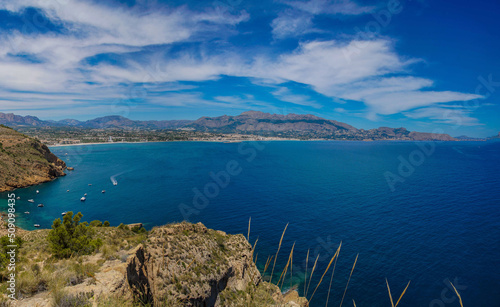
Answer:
269 223 288 284
386 279 411 307
449 280 464 307
325 242 341 306
277 242 295 289
309 242 341 302
305 254 319 297
339 253 358 307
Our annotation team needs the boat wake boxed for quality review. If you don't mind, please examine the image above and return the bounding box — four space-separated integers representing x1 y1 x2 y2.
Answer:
110 169 133 186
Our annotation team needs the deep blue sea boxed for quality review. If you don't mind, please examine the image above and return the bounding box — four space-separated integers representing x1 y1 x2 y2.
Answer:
1 141 499 306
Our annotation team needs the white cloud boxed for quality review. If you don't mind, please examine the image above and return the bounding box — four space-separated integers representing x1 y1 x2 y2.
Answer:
404 106 483 126
0 0 485 125
283 0 374 15
271 87 322 108
0 0 248 94
271 11 314 39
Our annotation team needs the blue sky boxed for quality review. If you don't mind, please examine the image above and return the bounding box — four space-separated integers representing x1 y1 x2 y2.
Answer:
0 0 498 137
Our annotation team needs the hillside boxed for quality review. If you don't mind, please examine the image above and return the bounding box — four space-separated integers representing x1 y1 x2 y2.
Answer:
0 125 66 192
0 221 307 306
188 111 456 141
0 112 192 130
0 111 457 141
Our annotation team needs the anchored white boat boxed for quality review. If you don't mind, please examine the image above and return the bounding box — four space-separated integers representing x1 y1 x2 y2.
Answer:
28 199 34 203
24 211 30 214
80 197 86 201
102 190 106 193
34 224 40 228
62 211 67 216
36 190 39 194
37 204 44 207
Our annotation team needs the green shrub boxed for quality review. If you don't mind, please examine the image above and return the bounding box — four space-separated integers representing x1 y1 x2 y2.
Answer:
131 226 146 234
117 223 129 231
89 220 102 227
103 221 110 227
47 212 102 258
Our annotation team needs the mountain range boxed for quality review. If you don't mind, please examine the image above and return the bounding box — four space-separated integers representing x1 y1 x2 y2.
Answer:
0 111 470 141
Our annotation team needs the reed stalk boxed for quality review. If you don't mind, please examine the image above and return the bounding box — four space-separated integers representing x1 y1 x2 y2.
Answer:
449 280 464 307
339 254 358 307
270 223 288 284
305 254 319 297
309 242 342 302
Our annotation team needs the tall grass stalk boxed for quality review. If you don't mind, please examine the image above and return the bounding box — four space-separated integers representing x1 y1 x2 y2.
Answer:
386 279 411 307
325 242 342 306
395 280 411 307
270 223 288 284
309 242 342 302
339 253 358 307
277 243 295 289
263 255 273 276
449 280 464 307
247 217 251 241
304 249 310 295
386 279 395 307
305 254 320 297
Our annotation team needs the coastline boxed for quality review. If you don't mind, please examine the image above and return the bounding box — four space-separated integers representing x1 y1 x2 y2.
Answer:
47 138 472 148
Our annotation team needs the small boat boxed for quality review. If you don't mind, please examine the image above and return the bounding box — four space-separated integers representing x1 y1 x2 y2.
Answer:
113 182 118 186
36 190 39 194
37 204 44 207
84 193 88 196
67 190 70 192
16 196 20 200
34 224 40 228
101 190 106 193
80 197 86 201
88 184 92 186
61 211 67 216
28 199 35 203
24 211 30 214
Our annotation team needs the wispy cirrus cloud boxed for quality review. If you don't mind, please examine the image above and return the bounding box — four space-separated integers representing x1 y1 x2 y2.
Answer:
404 106 484 126
283 0 374 15
271 0 373 39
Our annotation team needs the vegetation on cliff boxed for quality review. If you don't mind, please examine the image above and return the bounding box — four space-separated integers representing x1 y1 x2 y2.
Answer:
0 125 66 192
0 217 307 306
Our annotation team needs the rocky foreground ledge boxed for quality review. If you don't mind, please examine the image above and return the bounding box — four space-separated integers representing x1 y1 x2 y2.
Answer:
7 222 307 306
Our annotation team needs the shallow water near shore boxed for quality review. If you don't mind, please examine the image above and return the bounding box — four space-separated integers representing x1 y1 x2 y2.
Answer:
1 140 499 306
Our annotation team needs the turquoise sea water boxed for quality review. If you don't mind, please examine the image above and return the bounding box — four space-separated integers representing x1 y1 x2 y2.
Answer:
1 141 499 306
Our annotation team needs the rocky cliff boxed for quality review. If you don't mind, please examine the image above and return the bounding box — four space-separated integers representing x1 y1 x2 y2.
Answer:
124 222 307 306
6 222 307 307
0 125 66 192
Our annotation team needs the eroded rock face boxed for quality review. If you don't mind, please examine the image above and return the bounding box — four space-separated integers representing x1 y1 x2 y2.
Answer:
124 222 262 306
0 126 66 192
